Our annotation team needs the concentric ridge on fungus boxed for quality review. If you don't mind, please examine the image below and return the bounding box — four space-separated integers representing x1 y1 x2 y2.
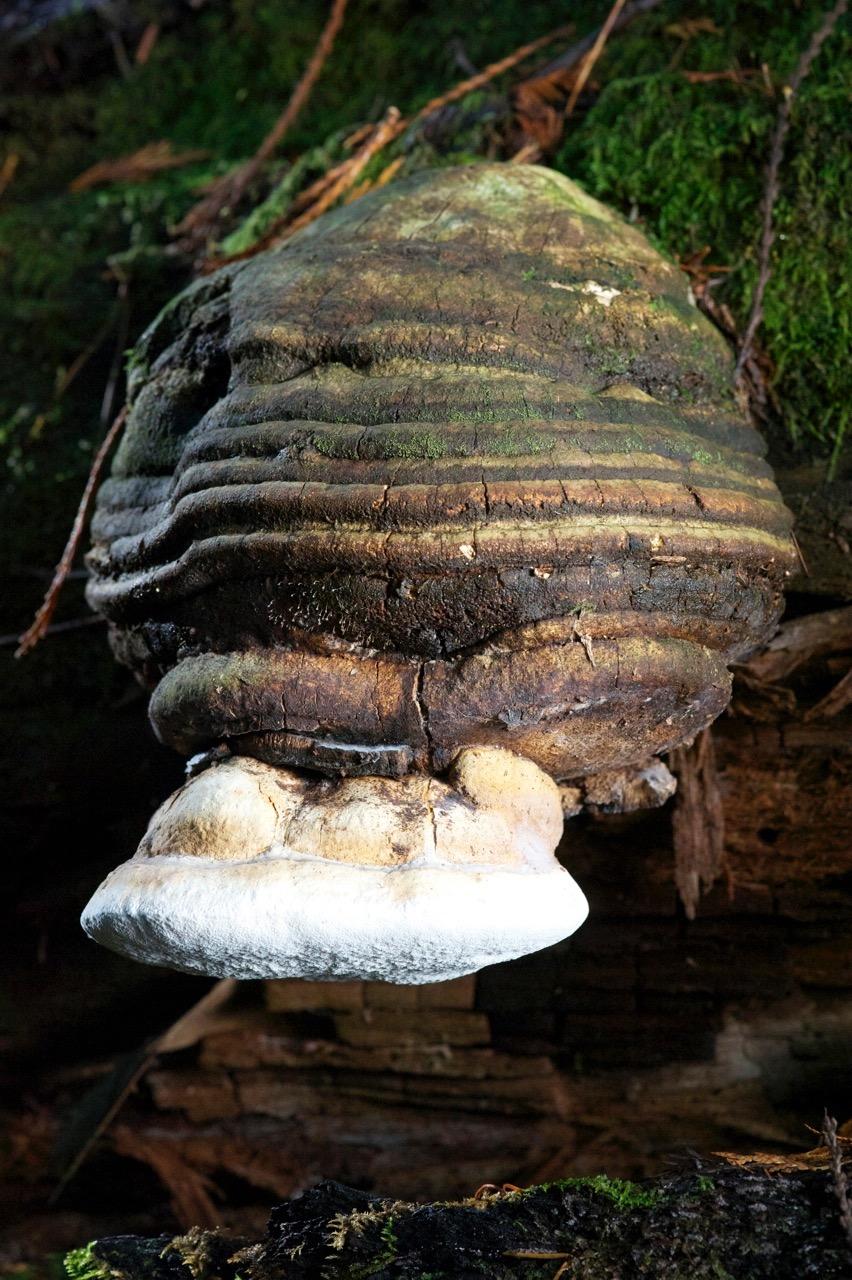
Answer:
86 164 795 782
81 165 795 981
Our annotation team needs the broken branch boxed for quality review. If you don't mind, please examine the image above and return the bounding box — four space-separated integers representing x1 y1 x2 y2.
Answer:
668 728 726 919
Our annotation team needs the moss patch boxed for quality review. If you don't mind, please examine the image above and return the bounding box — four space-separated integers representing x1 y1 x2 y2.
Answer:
555 0 850 461
64 1244 110 1280
534 1172 665 1209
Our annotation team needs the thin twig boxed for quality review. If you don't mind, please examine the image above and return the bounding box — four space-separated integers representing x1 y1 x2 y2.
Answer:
53 307 119 400
134 21 160 66
176 0 349 249
791 527 810 577
234 0 349 178
70 141 209 193
0 151 19 200
735 0 848 380
99 276 130 428
682 68 772 89
405 22 574 128
805 666 852 721
282 155 356 221
503 1251 571 1260
524 0 663 81
0 615 104 649
510 141 543 163
344 154 405 204
274 108 402 236
15 406 127 658
512 0 664 157
107 26 133 81
447 37 479 78
822 1111 852 1253
565 0 628 117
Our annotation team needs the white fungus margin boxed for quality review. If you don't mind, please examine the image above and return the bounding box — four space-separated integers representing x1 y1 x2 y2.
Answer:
81 747 589 983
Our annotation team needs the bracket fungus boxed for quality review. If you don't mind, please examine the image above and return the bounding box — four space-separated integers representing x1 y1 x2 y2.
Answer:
81 164 796 982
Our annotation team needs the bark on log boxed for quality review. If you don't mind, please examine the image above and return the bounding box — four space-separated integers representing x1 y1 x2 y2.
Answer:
67 1158 852 1280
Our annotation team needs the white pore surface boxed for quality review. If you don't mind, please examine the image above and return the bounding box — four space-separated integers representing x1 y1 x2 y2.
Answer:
81 854 589 982
81 747 589 982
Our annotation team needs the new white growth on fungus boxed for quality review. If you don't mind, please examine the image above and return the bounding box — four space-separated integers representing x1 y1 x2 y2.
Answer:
82 747 589 982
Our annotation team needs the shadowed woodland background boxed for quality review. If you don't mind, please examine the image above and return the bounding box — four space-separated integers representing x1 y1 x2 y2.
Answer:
1 0 850 1269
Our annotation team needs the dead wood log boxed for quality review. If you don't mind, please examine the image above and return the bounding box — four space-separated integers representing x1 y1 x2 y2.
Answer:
67 1156 852 1280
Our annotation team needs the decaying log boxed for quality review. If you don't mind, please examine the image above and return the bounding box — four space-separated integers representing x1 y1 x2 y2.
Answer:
67 1154 852 1280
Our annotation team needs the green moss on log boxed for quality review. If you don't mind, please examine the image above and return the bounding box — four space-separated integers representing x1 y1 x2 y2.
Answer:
63 1165 852 1279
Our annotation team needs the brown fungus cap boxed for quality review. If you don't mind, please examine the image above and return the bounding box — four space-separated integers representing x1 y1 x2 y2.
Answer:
86 163 796 782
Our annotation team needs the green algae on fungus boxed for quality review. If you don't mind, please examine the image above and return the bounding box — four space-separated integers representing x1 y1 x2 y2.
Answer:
313 427 450 460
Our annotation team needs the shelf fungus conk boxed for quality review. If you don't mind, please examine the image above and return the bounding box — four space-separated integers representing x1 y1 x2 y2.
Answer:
81 164 796 981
